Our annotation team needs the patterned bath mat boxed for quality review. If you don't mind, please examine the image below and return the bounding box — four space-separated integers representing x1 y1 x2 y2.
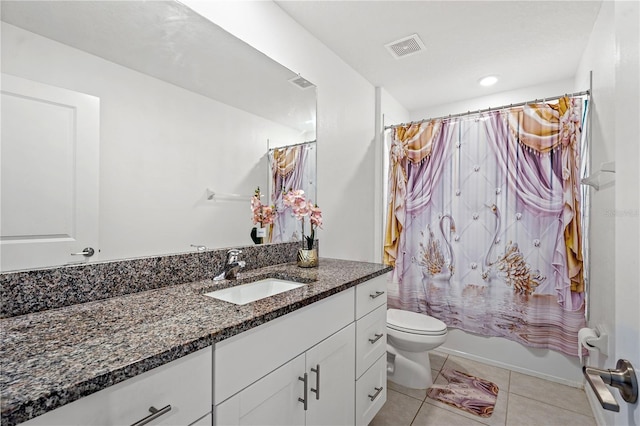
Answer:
427 368 499 418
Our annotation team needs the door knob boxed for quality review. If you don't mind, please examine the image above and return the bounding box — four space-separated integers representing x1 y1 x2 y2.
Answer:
583 359 638 411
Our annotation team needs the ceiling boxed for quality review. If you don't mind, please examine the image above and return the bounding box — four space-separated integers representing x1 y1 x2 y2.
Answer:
275 0 603 113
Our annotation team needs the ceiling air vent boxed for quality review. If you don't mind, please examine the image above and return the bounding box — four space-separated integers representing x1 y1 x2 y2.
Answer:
385 34 426 59
289 75 315 90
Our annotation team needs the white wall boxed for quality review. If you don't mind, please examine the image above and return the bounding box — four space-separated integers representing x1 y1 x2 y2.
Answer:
2 23 302 261
410 77 577 121
184 0 378 262
576 1 640 424
574 1 616 389
381 87 411 128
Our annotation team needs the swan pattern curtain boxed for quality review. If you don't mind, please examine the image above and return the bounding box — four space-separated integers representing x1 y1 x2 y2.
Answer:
269 142 317 243
384 97 588 357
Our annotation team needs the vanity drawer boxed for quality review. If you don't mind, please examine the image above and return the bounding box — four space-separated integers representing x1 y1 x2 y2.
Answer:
355 273 389 319
355 353 387 426
355 303 387 379
22 346 212 426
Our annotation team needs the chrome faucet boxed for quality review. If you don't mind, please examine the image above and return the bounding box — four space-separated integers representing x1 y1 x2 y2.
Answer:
214 249 246 281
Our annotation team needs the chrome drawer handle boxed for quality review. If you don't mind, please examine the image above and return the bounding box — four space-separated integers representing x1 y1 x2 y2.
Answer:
369 290 385 299
298 373 308 411
310 364 320 400
70 247 95 257
131 405 171 426
368 333 384 344
368 386 383 401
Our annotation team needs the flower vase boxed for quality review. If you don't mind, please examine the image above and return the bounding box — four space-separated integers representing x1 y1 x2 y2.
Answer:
297 248 318 268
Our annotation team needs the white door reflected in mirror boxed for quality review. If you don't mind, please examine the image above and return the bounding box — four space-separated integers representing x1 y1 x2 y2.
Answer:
0 74 99 272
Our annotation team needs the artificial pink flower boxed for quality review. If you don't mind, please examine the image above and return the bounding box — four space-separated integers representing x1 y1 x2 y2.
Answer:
261 205 276 225
283 189 311 219
309 204 323 228
282 189 323 249
251 187 276 226
251 194 263 225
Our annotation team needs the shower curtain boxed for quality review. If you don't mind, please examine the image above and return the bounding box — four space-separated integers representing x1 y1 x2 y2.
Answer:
384 96 588 357
269 142 316 243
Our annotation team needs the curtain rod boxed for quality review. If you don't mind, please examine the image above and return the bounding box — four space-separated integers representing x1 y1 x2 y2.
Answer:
268 139 316 152
384 90 590 131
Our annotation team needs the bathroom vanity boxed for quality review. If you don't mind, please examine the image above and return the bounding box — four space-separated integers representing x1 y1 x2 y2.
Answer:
0 258 390 426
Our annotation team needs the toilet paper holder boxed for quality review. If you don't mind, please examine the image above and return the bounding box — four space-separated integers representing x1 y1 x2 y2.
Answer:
583 359 638 412
581 326 608 355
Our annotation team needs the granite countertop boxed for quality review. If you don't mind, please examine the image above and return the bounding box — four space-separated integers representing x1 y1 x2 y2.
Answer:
0 258 391 425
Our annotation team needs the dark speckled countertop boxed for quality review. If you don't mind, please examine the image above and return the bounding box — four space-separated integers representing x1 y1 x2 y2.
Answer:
0 258 391 425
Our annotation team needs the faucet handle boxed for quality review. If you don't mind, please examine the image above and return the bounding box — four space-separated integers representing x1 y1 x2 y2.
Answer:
227 249 242 262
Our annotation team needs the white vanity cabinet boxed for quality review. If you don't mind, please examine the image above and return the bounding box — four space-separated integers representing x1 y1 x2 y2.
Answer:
21 346 212 426
354 273 388 426
213 289 355 426
215 324 355 426
213 272 390 426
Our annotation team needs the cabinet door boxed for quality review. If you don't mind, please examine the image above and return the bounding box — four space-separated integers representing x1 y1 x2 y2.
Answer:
305 323 355 426
215 354 306 426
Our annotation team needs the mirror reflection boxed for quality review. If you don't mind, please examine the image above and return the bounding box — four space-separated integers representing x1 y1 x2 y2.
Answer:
0 0 317 272
267 141 317 244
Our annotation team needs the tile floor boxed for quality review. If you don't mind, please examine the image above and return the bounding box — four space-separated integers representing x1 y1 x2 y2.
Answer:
370 351 596 426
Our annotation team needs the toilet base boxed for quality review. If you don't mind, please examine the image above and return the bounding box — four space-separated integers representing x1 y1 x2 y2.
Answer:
386 345 434 389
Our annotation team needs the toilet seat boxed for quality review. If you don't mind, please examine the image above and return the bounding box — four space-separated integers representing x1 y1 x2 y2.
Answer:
387 309 447 335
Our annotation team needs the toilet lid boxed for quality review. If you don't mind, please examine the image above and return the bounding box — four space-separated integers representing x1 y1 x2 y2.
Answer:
387 309 447 335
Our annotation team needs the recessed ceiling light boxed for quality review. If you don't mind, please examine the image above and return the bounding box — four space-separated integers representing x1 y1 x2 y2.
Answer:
479 75 499 87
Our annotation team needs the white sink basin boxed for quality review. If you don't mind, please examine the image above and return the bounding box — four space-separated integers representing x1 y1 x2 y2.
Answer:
204 278 304 305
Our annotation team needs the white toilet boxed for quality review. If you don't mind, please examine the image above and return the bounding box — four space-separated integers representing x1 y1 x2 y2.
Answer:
386 309 448 389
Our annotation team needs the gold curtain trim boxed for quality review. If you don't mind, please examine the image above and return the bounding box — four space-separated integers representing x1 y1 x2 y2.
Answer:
509 96 584 293
273 146 301 177
384 121 441 267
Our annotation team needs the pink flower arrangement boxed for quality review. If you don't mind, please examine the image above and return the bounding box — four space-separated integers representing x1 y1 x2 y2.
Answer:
251 187 276 227
283 189 322 250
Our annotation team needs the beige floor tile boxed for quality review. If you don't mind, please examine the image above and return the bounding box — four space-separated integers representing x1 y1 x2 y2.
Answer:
370 389 423 426
424 371 508 426
442 355 511 392
509 371 592 416
429 351 448 371
431 368 441 383
387 379 429 401
386 369 440 401
412 402 486 426
506 393 596 426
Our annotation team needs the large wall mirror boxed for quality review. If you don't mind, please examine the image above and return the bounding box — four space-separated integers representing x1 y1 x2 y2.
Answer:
0 0 317 272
